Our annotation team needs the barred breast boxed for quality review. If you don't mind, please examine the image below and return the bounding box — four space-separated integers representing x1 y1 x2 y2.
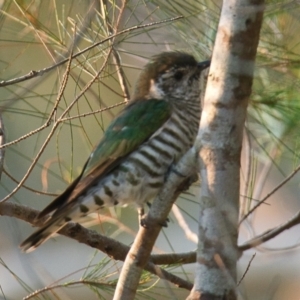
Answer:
71 100 201 218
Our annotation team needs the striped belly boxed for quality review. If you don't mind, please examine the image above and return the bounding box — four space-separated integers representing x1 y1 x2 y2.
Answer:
67 108 199 220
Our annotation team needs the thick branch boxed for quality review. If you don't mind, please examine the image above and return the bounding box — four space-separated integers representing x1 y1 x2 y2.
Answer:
0 202 192 290
2 196 298 289
188 1 265 299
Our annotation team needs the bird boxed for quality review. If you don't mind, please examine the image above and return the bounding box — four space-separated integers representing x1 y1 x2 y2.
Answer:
20 51 210 252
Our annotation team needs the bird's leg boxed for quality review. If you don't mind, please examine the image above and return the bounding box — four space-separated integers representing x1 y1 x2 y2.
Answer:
159 218 169 227
138 205 153 228
138 203 169 228
145 202 169 227
178 171 199 192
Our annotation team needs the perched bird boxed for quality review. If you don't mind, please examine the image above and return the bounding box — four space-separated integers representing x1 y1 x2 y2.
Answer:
20 52 210 252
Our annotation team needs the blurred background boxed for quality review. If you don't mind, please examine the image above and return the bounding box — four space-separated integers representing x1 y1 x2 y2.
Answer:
1 0 300 299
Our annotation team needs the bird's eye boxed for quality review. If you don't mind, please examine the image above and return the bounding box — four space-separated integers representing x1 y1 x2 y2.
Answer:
174 70 184 81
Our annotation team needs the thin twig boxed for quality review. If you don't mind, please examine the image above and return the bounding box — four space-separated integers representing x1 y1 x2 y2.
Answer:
1 23 119 202
3 168 58 196
0 16 183 88
112 0 131 102
59 101 125 122
14 1 57 62
2 4 177 204
0 101 125 150
249 142 280 214
0 122 52 149
101 0 131 102
237 253 256 286
23 279 116 300
240 162 300 223
0 43 76 203
112 49 131 102
239 209 300 251
0 16 182 157
0 31 77 150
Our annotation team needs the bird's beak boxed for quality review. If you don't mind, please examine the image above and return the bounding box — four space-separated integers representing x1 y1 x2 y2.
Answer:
198 60 210 70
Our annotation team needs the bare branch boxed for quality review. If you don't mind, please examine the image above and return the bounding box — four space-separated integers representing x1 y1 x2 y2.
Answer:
0 201 193 291
58 102 126 123
240 162 300 224
109 0 131 102
0 17 183 88
0 101 125 150
23 280 116 300
0 16 184 204
239 210 300 251
237 253 256 286
0 42 115 203
0 46 75 203
2 168 58 197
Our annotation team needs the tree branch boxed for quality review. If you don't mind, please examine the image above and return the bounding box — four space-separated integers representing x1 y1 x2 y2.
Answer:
188 1 265 299
240 161 300 224
0 17 183 88
2 194 299 289
239 209 300 251
0 201 193 291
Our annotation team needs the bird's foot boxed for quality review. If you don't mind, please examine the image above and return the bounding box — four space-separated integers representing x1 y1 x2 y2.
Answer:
178 172 199 192
160 219 169 227
139 203 169 228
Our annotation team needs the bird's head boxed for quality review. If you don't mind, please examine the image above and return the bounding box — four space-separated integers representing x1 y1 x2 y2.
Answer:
132 52 210 102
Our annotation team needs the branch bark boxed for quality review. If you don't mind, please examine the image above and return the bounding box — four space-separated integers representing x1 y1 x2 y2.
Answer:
0 202 193 290
187 1 265 299
0 17 182 88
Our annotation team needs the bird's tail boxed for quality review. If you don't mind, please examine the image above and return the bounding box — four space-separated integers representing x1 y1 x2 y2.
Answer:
20 217 66 253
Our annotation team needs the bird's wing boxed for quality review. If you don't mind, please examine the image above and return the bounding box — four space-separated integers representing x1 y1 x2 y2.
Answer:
38 99 171 218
